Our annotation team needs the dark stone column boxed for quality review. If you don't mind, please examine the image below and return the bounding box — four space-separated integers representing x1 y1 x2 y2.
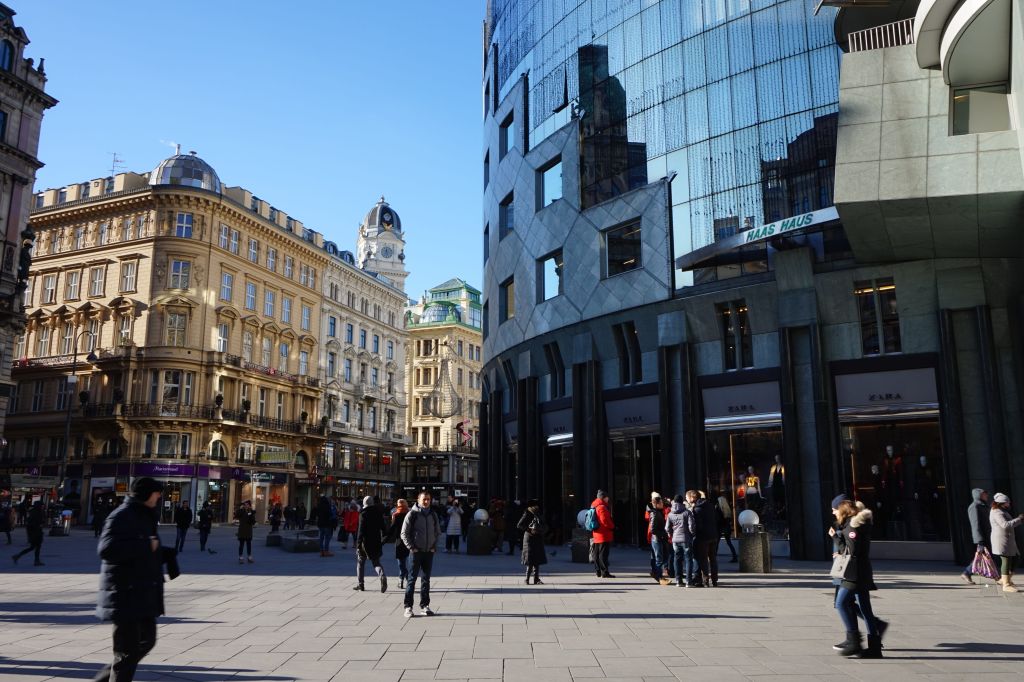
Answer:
573 360 603 501
976 306 1010 494
517 376 540 501
938 309 971 564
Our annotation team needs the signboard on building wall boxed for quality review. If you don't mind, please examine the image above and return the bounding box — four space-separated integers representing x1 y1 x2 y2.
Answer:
702 381 782 420
835 368 938 411
541 408 573 437
605 394 660 432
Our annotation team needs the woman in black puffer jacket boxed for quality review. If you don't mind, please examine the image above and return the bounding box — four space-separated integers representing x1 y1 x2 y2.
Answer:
830 497 882 658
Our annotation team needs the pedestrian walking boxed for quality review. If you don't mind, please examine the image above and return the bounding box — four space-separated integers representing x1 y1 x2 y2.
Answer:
389 499 411 589
0 504 12 545
489 498 506 553
297 502 307 530
589 490 615 578
666 494 696 586
173 501 192 553
962 488 993 584
692 491 718 586
445 498 463 553
235 500 256 564
11 500 45 566
830 495 883 658
715 493 738 563
93 477 179 682
269 503 282 533
518 499 547 584
645 492 669 583
355 496 389 592
340 502 359 548
400 490 440 618
92 500 109 538
316 495 337 558
196 502 213 552
989 492 1024 592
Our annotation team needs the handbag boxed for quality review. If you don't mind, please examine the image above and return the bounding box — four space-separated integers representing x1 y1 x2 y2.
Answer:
971 545 999 580
830 549 852 580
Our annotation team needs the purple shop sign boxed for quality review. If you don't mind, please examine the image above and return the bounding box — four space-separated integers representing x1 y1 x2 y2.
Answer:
129 463 209 478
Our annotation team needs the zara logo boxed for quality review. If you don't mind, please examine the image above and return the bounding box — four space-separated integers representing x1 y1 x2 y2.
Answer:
623 415 645 425
869 392 903 402
727 404 756 414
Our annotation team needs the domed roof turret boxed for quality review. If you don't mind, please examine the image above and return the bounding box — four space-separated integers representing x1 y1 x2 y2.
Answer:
149 149 222 193
363 196 401 234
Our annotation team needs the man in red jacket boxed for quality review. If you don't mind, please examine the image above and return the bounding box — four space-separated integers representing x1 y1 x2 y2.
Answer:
591 490 615 578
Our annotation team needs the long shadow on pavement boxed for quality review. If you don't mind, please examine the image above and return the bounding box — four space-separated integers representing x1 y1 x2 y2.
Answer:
473 612 767 619
0 658 292 681
885 642 1024 662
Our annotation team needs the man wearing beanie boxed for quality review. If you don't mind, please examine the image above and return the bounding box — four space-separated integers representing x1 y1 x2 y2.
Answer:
354 495 388 593
94 477 176 682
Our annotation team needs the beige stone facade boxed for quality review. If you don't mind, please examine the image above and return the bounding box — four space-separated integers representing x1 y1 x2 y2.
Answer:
0 4 56 458
320 199 409 503
1 152 410 522
402 279 482 501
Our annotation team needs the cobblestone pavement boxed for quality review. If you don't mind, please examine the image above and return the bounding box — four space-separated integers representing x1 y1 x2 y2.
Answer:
0 525 1022 681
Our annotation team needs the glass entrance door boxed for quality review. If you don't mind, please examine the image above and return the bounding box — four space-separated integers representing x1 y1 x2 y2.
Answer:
610 435 660 546
543 444 574 545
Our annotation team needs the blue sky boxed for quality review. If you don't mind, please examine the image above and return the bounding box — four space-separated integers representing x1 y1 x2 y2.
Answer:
15 1 485 301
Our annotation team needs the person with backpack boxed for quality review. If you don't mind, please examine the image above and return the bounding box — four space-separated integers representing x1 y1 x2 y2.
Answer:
645 493 670 583
665 493 697 586
588 490 615 578
388 499 411 589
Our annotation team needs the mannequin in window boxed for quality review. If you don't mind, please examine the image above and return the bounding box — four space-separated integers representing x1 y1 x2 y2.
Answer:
744 466 762 513
736 474 747 509
881 445 905 538
767 454 786 520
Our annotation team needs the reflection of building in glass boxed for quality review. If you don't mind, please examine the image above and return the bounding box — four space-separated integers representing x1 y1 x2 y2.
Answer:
759 113 838 223
578 45 648 209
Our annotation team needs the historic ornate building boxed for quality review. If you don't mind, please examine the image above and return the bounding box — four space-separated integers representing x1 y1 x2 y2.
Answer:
0 4 57 451
2 150 388 523
402 278 482 502
320 198 409 503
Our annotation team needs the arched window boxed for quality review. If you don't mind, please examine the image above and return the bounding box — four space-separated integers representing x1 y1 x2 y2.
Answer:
294 451 308 469
0 41 13 72
210 440 228 461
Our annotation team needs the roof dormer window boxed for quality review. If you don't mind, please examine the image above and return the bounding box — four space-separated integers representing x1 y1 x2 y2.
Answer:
0 41 13 72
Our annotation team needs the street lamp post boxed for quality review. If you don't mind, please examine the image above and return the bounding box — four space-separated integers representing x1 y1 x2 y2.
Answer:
58 331 97 510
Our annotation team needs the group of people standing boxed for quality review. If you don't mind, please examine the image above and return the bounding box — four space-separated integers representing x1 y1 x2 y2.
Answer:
961 488 1024 591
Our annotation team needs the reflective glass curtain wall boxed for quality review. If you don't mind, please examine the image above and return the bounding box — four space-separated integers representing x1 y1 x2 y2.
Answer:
488 0 841 288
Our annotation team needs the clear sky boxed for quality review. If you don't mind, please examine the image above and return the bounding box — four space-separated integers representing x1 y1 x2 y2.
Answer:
14 1 485 302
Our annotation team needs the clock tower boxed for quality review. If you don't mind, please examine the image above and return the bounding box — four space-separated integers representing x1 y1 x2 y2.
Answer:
356 196 409 292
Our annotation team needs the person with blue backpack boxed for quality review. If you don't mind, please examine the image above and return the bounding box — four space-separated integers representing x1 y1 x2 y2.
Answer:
588 490 615 578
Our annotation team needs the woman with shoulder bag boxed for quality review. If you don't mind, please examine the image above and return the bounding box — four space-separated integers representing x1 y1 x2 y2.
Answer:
829 495 885 659
989 492 1024 592
518 499 547 584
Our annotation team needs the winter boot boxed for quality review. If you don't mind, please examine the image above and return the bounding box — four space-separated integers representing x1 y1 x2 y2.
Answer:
525 568 533 584
858 635 883 659
836 631 862 657
875 618 889 648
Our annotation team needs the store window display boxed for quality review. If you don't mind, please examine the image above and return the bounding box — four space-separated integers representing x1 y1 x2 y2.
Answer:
706 429 787 541
843 422 948 541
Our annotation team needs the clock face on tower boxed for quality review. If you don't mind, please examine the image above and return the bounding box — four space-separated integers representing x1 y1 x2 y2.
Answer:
380 245 394 259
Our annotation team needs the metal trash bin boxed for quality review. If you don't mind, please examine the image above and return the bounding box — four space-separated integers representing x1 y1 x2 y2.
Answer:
738 527 772 573
571 528 591 563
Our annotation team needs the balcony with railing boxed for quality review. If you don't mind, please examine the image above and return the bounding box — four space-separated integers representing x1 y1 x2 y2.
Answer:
847 17 916 52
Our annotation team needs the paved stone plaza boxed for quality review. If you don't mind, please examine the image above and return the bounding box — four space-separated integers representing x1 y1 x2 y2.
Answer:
1 526 1023 681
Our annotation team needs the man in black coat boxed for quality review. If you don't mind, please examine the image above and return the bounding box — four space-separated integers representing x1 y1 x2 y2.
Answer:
94 477 176 682
173 501 192 553
12 500 45 566
354 495 388 593
691 493 719 587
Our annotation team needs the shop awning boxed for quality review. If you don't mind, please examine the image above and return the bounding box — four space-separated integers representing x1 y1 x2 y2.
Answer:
675 207 840 271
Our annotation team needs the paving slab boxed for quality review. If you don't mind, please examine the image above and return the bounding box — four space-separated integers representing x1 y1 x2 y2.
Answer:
2 525 1024 681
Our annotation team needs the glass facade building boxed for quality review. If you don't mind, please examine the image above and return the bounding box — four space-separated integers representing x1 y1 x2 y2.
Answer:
487 0 842 287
